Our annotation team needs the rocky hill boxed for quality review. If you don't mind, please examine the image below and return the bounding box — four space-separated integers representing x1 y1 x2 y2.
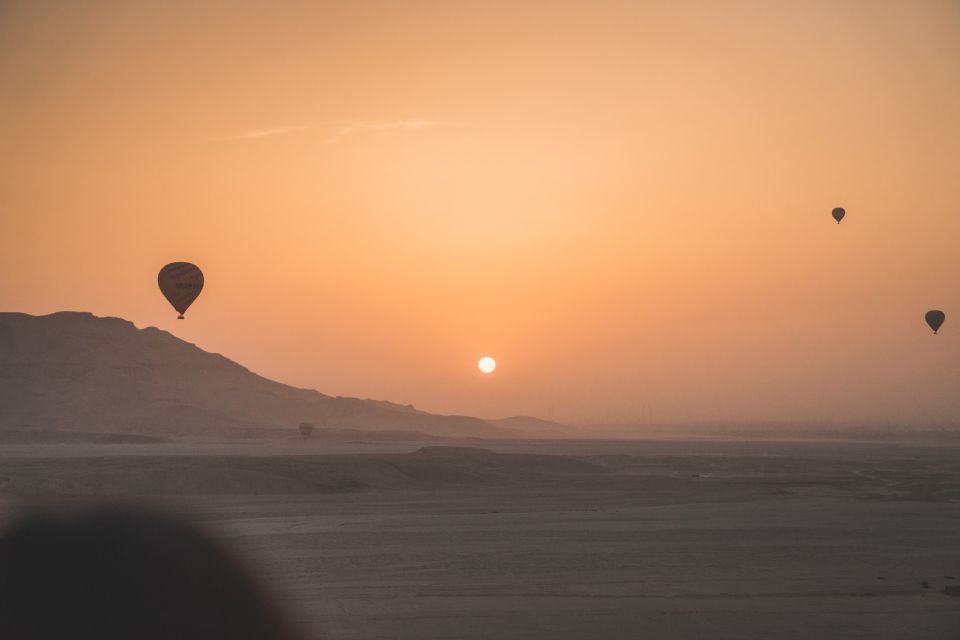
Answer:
0 312 538 439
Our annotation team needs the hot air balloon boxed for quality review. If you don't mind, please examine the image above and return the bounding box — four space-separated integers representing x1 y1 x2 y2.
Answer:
831 207 845 224
158 262 204 319
925 310 946 334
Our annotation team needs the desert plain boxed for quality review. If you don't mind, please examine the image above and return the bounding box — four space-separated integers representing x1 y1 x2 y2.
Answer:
1 437 958 639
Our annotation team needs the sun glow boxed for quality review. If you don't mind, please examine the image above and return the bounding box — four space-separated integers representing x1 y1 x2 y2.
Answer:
478 356 496 374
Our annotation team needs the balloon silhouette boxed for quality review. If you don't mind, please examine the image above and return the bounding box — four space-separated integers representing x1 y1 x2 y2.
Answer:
831 207 845 224
925 310 945 334
158 262 204 319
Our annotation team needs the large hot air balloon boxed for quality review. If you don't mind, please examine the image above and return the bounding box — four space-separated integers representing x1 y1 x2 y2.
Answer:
831 207 845 224
158 262 204 319
925 310 946 334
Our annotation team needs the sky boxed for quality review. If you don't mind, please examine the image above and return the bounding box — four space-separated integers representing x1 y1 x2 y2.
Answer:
1 0 958 425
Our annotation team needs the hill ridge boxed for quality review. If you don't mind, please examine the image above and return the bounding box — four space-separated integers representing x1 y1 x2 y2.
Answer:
0 311 545 438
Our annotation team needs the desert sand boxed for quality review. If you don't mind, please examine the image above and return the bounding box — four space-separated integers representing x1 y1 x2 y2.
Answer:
1 438 958 639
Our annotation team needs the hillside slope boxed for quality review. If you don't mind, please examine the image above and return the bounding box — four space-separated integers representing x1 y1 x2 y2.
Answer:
0 312 510 438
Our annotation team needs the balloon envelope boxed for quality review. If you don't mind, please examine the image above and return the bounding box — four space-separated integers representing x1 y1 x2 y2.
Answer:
831 207 845 223
925 310 945 334
158 262 204 318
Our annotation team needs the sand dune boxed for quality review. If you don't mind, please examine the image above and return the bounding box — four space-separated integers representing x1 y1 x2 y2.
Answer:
0 447 605 497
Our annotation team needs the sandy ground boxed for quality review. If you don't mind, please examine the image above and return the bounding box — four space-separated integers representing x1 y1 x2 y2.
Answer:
2 439 959 639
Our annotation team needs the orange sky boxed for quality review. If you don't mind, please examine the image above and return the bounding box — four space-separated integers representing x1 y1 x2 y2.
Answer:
2 1 958 425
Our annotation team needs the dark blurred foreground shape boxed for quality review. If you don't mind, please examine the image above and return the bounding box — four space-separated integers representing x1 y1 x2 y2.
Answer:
0 507 304 640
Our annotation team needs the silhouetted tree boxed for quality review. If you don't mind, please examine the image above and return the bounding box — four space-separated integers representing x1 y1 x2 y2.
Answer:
298 422 314 441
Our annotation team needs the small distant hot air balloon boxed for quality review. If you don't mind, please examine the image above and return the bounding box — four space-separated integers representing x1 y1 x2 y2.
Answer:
831 207 845 224
158 262 204 319
925 310 946 334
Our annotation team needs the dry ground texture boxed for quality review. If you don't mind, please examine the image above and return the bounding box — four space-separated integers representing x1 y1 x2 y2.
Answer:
2 439 959 639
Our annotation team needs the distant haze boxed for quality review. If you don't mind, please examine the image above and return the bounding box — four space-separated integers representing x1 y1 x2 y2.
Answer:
1 1 958 425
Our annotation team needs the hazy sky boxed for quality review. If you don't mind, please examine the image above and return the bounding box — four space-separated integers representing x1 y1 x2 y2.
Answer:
2 1 958 425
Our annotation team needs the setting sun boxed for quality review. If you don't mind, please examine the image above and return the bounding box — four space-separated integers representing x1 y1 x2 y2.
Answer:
478 357 497 374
